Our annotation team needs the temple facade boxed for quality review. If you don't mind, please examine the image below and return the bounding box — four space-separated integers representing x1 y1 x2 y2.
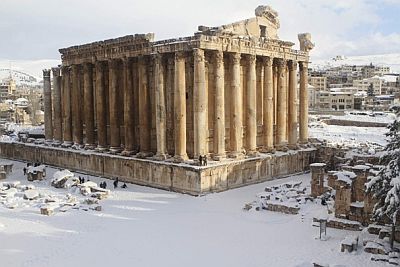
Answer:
43 6 314 164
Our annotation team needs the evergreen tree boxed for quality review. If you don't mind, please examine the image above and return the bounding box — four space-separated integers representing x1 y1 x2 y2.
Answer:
366 115 400 248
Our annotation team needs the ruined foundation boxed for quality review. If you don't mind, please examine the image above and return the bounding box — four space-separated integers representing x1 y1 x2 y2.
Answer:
0 142 315 195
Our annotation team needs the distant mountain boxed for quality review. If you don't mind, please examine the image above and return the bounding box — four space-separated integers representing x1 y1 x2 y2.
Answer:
311 53 400 73
0 59 60 86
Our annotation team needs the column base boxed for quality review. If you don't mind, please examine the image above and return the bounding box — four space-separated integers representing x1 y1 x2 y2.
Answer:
52 140 62 147
153 153 168 161
61 141 73 148
288 144 299 150
228 151 245 160
246 150 260 158
275 143 289 152
45 139 53 146
109 147 122 154
173 154 188 163
212 153 226 161
95 145 108 152
121 150 135 157
72 143 83 150
299 139 309 144
136 151 154 158
260 147 276 154
84 144 96 150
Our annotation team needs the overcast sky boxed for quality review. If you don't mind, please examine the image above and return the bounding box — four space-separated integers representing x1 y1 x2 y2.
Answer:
1 0 400 61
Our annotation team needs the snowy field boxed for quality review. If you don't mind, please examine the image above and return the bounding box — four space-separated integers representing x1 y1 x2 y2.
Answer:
0 160 388 267
309 113 391 149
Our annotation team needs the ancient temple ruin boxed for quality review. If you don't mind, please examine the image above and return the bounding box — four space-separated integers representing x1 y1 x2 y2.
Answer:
0 6 316 195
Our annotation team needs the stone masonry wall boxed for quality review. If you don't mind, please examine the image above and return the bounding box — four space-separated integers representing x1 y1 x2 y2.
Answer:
0 142 316 195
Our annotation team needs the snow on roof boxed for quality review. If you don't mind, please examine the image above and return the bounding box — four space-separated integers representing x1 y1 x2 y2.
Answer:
381 75 398 83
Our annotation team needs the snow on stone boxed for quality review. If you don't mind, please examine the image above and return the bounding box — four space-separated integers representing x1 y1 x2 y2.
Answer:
0 159 391 267
334 171 357 185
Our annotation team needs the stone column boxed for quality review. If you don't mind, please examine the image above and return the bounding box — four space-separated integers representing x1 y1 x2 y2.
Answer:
43 69 53 143
246 54 258 156
173 51 188 162
108 59 121 153
229 53 243 158
276 59 288 151
61 66 72 147
71 64 83 147
261 57 274 153
83 63 95 149
153 54 167 160
95 61 107 151
121 58 135 156
299 61 309 143
288 60 298 149
137 56 152 158
213 50 225 160
52 67 62 145
193 48 207 161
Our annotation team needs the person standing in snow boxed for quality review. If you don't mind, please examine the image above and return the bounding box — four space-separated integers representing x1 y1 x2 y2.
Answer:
113 178 119 189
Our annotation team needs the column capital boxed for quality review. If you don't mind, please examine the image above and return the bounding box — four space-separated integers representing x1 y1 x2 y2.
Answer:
83 62 93 72
152 53 163 64
215 50 223 64
122 57 132 66
175 51 186 61
51 67 61 77
193 48 205 62
95 61 105 70
299 61 308 71
43 69 51 78
262 57 273 67
231 53 241 65
108 59 119 69
71 64 80 72
248 54 256 64
276 59 286 69
288 60 298 71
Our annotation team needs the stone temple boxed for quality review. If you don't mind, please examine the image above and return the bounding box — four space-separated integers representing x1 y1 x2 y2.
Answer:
0 6 316 195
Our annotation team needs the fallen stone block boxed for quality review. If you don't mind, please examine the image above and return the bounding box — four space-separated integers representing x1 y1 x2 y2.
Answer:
40 206 54 216
364 241 388 255
23 189 39 200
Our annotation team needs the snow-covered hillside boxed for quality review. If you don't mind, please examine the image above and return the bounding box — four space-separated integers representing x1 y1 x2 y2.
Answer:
0 59 60 86
311 53 400 73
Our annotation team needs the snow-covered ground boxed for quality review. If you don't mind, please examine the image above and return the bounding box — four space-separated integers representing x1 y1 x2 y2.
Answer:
309 114 390 148
0 160 387 267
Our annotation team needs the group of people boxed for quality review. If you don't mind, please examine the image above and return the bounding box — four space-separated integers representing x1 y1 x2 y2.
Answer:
198 155 208 166
112 178 127 189
99 181 107 189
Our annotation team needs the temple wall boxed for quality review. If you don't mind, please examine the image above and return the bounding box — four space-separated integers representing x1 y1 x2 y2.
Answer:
0 142 315 195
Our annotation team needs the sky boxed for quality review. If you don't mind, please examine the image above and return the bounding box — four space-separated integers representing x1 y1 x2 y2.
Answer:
1 0 400 61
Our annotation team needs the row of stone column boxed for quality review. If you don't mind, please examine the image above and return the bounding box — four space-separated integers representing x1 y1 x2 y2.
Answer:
43 50 309 162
